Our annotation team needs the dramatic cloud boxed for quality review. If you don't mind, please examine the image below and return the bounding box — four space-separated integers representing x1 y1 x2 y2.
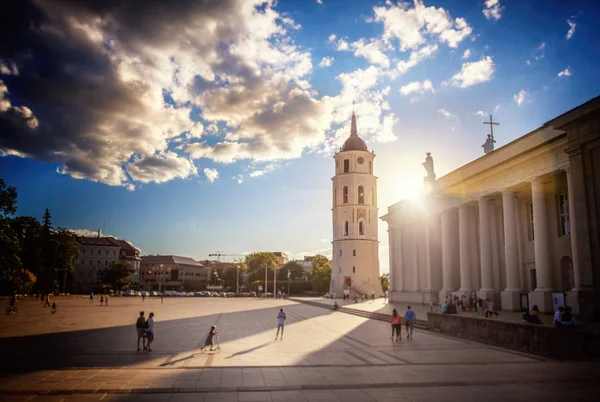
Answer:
348 39 390 67
399 80 434 95
566 18 576 39
0 0 332 188
513 90 528 106
462 49 471 59
319 57 334 68
397 44 438 74
438 108 454 119
203 168 219 183
558 67 572 77
446 56 495 88
482 0 503 21
126 152 197 184
373 0 472 51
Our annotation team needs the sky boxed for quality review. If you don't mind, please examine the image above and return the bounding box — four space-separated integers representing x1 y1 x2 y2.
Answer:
1 0 599 273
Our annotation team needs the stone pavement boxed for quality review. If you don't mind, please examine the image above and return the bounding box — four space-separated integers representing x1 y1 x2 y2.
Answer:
1 297 599 401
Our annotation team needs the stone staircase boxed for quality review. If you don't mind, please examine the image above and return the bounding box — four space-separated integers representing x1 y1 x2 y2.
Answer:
289 298 429 330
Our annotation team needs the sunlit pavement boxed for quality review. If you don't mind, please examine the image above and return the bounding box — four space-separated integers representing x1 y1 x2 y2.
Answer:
1 297 599 401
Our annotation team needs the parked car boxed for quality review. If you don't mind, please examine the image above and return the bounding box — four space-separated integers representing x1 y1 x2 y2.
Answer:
226 292 235 297
123 290 136 297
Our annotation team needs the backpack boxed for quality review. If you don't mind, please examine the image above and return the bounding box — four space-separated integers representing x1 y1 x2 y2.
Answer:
136 316 145 329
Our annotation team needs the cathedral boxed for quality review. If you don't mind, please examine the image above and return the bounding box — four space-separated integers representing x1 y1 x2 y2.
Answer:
381 96 600 316
330 113 384 298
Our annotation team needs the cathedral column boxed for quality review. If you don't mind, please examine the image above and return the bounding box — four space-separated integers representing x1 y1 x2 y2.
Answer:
439 209 454 301
529 177 553 312
387 228 395 294
478 196 495 300
396 227 404 292
458 204 472 293
500 190 522 310
412 224 420 291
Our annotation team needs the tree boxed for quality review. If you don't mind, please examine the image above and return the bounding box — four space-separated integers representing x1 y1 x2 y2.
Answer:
380 273 390 292
53 227 81 293
0 179 17 219
280 260 304 281
0 179 21 294
245 252 277 283
309 254 331 293
99 262 133 291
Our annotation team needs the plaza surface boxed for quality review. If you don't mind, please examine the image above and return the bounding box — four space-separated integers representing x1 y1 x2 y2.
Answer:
0 297 599 401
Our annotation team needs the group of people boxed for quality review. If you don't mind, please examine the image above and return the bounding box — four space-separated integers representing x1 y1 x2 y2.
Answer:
89 292 109 306
441 295 498 318
135 311 155 352
553 306 578 328
390 306 416 340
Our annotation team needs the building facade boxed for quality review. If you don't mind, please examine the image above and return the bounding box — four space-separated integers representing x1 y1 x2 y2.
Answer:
118 240 141 286
139 255 211 291
330 113 383 297
382 97 600 315
73 236 121 293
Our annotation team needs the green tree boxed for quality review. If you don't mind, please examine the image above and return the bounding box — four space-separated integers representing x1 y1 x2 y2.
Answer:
220 266 244 290
53 227 81 293
99 262 133 291
380 273 390 292
0 178 17 219
309 254 331 293
279 260 304 281
245 252 277 283
38 208 57 292
0 179 22 294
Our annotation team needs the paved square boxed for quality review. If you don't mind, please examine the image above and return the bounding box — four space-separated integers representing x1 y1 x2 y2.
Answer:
1 296 598 401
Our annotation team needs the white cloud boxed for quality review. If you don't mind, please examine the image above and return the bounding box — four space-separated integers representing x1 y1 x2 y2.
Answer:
446 56 494 88
399 79 434 95
234 174 244 184
482 0 503 21
513 90 528 106
249 162 279 178
462 49 471 59
476 110 488 116
71 229 117 239
328 33 337 43
317 0 323 4
203 168 219 183
566 18 576 39
319 57 334 68
438 108 454 119
126 152 197 184
0 61 18 75
336 39 349 51
397 44 438 74
348 38 390 67
558 67 572 77
373 0 472 51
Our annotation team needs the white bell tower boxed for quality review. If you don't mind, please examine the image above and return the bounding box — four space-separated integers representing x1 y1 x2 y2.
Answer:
330 113 383 297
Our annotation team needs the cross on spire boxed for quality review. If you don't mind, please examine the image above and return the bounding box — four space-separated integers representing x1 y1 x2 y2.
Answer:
483 115 499 142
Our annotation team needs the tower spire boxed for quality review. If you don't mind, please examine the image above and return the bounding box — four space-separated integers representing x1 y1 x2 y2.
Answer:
351 112 358 136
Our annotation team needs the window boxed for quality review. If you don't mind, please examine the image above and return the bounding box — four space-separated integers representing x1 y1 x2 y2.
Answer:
353 266 355 273
353 249 356 256
359 221 364 235
113 250 117 256
97 260 101 266
344 221 349 236
98 249 101 255
558 193 570 236
81 249 85 256
105 250 109 256
369 161 372 174
89 260 93 266
339 249 342 257
104 260 108 267
528 202 534 241
358 186 364 204
372 188 375 206
344 159 349 173
342 186 349 204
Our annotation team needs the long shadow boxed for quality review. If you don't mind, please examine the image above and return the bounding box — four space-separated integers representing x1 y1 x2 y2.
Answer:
224 340 276 359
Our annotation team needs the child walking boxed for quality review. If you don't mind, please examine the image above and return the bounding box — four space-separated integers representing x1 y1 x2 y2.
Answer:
201 325 218 352
51 301 56 314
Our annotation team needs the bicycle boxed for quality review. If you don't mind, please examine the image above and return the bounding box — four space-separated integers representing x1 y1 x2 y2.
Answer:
5 305 18 315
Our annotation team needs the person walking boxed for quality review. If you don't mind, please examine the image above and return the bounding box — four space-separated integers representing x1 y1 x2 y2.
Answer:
136 311 146 352
200 325 218 352
51 301 56 315
275 308 286 340
105 294 108 306
44 294 51 308
100 295 104 305
391 309 401 341
160 293 164 304
142 293 146 303
145 313 155 352
404 305 416 339
89 292 94 304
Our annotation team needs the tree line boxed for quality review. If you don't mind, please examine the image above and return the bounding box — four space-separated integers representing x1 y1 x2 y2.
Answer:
0 178 81 295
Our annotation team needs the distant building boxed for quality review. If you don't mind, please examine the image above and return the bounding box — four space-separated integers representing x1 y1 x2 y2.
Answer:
272 252 289 266
140 255 211 291
73 236 121 293
118 240 141 285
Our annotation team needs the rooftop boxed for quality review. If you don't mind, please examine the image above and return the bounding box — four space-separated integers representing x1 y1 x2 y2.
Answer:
76 236 120 247
141 255 203 267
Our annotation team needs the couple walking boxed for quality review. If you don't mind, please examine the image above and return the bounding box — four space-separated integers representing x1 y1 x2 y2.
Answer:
391 306 416 340
135 311 155 351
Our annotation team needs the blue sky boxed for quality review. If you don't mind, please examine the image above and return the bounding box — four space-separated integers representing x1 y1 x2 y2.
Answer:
1 0 599 272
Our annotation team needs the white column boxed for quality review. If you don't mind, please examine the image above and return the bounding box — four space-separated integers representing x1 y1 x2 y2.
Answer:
501 190 521 310
458 204 472 292
439 209 453 300
388 228 395 293
412 224 419 291
565 168 581 290
531 178 552 291
396 227 404 291
502 191 520 290
478 196 494 291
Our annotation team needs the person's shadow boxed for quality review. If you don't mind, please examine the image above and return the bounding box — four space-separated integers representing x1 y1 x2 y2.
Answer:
224 340 276 359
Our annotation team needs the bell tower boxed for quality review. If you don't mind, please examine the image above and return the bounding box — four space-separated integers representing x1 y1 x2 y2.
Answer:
330 113 383 297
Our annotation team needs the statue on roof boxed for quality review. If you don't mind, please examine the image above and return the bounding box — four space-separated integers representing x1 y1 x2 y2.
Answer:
422 152 436 182
482 134 496 154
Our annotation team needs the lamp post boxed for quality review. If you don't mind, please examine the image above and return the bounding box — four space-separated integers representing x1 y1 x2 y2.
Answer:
236 265 240 295
287 269 291 296
159 264 164 292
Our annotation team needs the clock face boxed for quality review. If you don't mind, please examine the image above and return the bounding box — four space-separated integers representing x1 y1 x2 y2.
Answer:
357 157 364 164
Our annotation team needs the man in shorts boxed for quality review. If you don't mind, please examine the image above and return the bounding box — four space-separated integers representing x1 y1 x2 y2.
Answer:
404 305 416 339
136 311 146 351
275 309 286 340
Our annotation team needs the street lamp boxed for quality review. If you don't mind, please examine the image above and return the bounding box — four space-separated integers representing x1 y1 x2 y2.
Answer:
159 264 164 292
287 269 291 297
236 265 240 295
